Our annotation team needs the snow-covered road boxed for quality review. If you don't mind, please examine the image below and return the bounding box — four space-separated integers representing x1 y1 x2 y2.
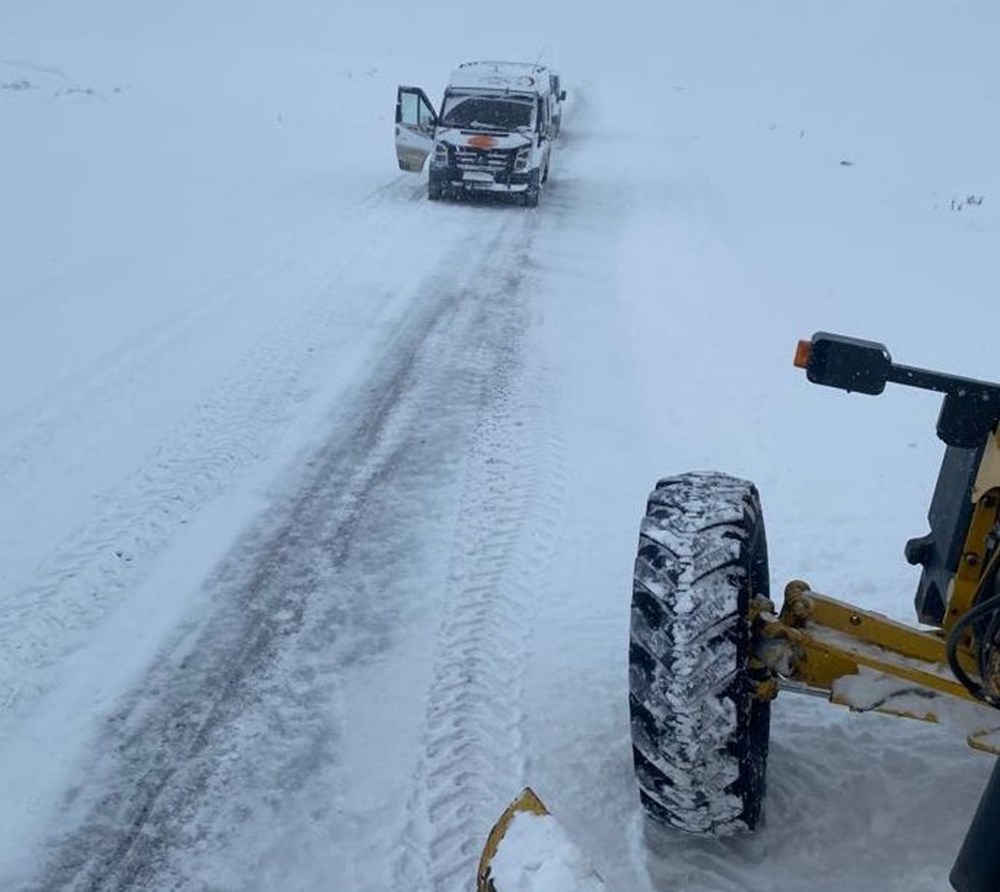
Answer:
24 185 549 891
3 3 1000 891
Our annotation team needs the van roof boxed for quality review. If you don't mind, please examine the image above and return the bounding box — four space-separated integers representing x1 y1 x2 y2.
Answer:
448 61 555 95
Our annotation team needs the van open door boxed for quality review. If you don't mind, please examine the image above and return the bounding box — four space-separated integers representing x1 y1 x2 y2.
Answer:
395 86 438 172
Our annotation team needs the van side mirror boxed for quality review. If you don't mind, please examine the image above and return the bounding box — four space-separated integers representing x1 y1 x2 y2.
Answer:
559 90 566 101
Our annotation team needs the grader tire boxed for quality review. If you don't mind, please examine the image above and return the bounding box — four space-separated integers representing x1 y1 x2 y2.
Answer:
629 471 771 835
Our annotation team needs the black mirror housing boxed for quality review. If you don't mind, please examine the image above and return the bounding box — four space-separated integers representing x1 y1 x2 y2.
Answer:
802 332 892 395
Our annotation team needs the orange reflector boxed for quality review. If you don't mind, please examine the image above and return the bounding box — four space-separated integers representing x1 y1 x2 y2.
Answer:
468 134 497 149
794 339 812 369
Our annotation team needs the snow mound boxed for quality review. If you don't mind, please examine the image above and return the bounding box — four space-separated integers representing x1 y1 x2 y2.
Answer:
490 810 607 892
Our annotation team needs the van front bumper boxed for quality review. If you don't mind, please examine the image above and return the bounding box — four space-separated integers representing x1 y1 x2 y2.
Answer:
430 164 537 194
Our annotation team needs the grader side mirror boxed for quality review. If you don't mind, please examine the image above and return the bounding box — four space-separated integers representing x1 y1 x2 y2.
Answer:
794 332 892 395
795 331 1000 448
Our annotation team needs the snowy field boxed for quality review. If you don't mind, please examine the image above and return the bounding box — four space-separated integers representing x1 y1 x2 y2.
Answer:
2 2 999 890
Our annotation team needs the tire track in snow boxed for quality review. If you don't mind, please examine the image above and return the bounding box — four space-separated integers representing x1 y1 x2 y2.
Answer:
394 386 532 891
391 240 569 892
17 203 542 892
0 179 440 741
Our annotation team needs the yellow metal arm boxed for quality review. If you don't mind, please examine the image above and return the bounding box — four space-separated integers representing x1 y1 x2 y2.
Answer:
754 582 1000 751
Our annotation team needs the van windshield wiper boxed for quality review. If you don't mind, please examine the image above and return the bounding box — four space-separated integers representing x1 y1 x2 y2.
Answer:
467 121 508 131
439 117 513 132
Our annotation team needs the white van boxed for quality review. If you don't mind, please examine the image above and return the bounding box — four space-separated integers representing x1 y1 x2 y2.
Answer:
395 61 565 207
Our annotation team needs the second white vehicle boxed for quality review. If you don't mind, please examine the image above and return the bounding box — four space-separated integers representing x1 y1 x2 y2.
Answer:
395 61 565 208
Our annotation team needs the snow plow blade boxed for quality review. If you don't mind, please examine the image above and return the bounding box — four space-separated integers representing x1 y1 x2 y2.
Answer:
476 787 608 891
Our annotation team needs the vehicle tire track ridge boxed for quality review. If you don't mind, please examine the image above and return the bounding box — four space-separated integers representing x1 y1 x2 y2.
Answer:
23 271 468 892
20 207 529 892
0 186 466 742
393 282 567 890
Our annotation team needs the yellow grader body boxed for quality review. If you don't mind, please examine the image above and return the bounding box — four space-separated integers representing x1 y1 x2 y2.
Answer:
478 334 1000 892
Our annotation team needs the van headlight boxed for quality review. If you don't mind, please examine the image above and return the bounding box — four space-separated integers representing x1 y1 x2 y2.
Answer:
434 142 449 164
514 146 531 171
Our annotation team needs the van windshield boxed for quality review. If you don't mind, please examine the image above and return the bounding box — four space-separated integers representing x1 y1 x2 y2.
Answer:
440 95 533 131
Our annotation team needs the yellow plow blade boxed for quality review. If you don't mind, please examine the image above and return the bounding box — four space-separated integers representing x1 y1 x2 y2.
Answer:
476 788 608 891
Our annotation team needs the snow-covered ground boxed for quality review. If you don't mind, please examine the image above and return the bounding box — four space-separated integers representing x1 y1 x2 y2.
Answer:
2 2 999 890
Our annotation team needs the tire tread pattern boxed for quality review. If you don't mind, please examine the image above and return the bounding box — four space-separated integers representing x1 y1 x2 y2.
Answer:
628 471 770 836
